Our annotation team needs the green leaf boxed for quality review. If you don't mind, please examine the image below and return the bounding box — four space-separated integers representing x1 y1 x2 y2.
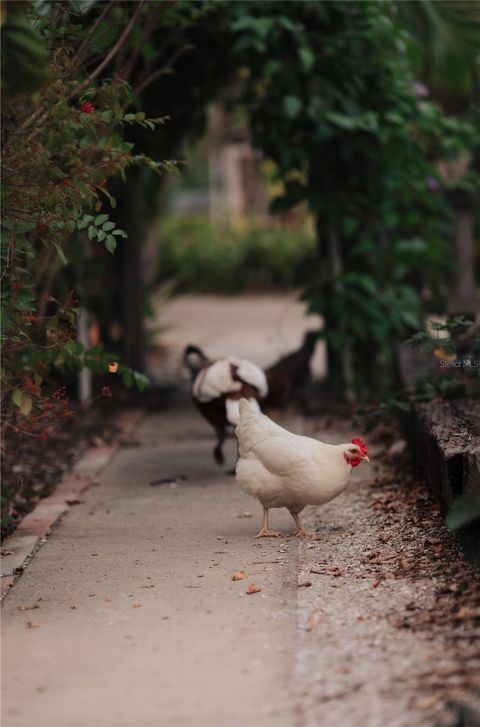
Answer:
105 235 117 254
95 214 109 226
12 389 33 416
102 221 115 232
447 491 480 530
12 388 23 408
284 96 302 119
133 371 150 391
64 339 76 357
298 46 315 72
52 241 68 265
122 369 133 387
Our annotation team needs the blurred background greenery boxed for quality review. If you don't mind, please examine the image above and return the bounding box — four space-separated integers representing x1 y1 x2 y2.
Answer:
1 0 479 424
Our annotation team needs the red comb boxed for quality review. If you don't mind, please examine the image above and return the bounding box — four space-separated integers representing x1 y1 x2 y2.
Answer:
351 437 367 456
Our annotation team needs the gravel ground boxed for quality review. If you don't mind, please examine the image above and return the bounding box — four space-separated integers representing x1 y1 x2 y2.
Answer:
294 418 480 727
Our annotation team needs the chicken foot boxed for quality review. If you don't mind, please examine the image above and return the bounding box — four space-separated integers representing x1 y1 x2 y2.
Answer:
255 507 282 538
289 509 315 538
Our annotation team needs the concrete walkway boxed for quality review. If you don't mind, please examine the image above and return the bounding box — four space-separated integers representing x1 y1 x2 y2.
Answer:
2 407 300 727
149 292 326 382
2 405 479 727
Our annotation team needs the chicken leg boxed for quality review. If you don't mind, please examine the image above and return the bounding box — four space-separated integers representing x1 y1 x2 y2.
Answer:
213 427 225 466
288 508 314 538
255 507 281 538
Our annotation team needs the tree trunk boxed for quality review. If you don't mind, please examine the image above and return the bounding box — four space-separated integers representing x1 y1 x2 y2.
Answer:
315 217 349 399
117 169 146 373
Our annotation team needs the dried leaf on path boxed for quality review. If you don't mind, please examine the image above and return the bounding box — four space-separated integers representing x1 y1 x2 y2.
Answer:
246 583 261 595
416 695 441 710
18 604 39 611
232 570 246 581
306 608 323 631
310 566 343 577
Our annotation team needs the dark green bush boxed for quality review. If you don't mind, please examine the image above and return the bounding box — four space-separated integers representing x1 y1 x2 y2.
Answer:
156 214 316 293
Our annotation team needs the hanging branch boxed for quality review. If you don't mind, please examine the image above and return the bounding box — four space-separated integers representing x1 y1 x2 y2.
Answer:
117 3 166 82
68 1 117 76
69 0 146 100
134 43 194 96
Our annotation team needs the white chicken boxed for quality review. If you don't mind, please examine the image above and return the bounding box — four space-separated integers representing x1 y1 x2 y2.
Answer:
235 399 369 537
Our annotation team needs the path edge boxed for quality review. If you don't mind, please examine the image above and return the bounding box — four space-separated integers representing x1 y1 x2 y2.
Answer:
1 408 144 600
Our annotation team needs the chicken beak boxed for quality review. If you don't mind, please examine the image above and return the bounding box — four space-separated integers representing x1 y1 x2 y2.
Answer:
363 455 370 462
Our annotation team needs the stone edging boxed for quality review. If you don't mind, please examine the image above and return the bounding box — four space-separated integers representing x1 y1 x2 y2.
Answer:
0 408 144 599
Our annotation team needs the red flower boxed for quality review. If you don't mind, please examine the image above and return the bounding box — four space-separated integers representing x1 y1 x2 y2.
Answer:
80 101 95 114
60 179 71 187
102 386 112 398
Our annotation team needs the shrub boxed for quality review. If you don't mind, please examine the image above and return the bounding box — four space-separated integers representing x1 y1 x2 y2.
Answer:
156 214 316 293
1 4 172 442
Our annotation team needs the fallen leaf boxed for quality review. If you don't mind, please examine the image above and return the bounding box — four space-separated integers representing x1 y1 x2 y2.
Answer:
18 604 39 611
237 512 252 519
453 606 480 620
26 621 40 629
298 581 312 588
417 695 441 710
132 603 142 608
232 570 246 581
372 577 383 589
306 609 323 631
310 566 343 577
246 583 261 595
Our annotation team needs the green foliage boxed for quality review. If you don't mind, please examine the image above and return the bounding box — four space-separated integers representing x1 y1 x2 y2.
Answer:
447 491 480 530
230 0 478 398
405 315 475 354
1 1 50 93
156 214 315 293
1 4 182 439
356 316 479 428
396 0 480 102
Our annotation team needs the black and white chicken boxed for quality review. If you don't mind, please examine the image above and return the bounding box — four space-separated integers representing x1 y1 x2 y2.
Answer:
183 344 268 466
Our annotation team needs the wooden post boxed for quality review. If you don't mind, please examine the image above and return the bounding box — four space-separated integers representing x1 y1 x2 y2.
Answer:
77 305 92 404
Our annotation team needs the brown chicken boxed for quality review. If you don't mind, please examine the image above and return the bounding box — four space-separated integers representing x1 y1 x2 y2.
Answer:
264 330 318 410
